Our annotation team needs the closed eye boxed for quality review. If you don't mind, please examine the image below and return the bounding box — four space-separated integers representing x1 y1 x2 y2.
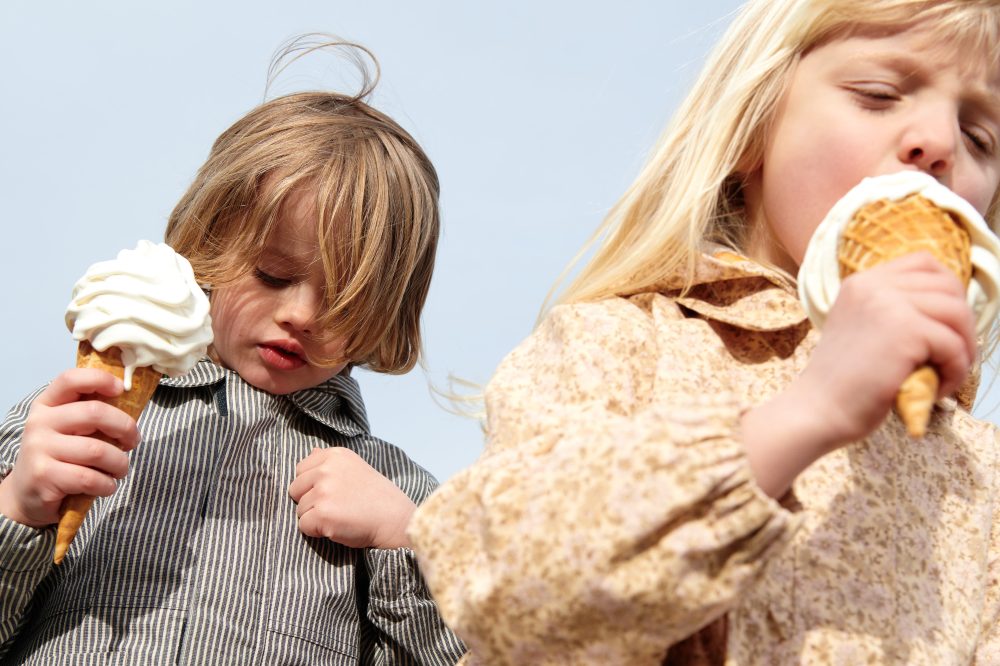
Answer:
963 125 995 157
846 84 901 111
254 268 292 288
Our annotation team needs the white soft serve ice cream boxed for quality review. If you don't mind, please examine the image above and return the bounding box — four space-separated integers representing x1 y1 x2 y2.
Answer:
65 240 213 389
798 171 1000 337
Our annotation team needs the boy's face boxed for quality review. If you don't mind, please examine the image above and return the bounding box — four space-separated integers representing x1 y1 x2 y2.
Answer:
744 25 1000 274
209 189 348 395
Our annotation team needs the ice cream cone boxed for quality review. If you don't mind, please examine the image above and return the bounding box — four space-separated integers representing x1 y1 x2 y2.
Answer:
53 340 162 564
837 193 972 438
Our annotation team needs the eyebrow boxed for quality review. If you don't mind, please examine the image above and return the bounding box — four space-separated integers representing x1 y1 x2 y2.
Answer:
968 89 1000 127
842 51 1000 119
839 51 926 80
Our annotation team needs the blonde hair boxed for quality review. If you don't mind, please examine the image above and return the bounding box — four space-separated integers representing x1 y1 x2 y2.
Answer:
555 0 1000 308
165 43 438 374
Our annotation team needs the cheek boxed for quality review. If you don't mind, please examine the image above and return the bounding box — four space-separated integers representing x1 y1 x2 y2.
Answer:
762 142 883 263
319 336 349 362
956 171 1000 216
208 291 237 332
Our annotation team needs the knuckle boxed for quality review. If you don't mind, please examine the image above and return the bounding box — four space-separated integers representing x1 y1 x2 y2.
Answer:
112 453 130 478
38 485 63 504
82 400 104 421
28 458 51 484
71 466 91 491
85 439 104 462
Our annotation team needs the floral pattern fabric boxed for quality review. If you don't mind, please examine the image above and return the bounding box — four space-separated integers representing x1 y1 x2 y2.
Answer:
410 251 1000 665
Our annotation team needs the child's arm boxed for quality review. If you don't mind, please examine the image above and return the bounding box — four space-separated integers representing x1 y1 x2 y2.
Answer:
742 253 975 497
410 298 799 664
0 371 139 655
289 448 467 664
288 447 415 549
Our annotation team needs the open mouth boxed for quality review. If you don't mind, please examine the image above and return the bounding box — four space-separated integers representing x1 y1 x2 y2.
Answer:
258 343 307 370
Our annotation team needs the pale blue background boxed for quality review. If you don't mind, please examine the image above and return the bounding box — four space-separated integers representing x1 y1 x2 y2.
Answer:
2 1 997 483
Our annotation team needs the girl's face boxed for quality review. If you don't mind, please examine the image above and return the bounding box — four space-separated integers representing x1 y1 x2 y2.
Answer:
745 25 1000 274
209 189 348 395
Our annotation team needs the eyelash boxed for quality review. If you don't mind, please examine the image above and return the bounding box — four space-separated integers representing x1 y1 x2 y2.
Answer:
848 86 899 110
848 87 996 156
963 126 994 156
254 268 291 288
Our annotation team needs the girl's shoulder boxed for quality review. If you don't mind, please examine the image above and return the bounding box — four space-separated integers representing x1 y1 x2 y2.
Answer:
532 296 670 363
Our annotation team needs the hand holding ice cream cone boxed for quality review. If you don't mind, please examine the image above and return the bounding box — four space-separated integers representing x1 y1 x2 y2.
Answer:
54 241 211 563
799 172 1000 437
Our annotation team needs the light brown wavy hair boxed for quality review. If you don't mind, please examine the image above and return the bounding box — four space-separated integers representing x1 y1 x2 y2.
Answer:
165 41 439 374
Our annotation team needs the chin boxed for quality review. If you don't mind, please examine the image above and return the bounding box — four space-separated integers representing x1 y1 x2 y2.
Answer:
237 368 300 395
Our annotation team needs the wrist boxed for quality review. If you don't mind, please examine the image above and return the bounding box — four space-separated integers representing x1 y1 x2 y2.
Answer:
0 477 45 528
741 386 839 498
377 501 415 549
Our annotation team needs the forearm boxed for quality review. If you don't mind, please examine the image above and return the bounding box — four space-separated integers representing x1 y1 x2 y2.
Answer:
741 383 837 498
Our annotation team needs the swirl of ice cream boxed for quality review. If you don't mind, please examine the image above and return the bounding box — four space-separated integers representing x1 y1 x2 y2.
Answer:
798 171 1000 337
65 240 213 389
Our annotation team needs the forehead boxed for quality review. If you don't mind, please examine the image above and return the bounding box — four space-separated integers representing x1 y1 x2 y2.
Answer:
811 23 1000 101
907 23 1000 85
262 186 321 264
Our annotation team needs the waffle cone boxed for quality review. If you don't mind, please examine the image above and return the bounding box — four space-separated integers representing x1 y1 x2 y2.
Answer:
53 341 161 564
837 194 972 438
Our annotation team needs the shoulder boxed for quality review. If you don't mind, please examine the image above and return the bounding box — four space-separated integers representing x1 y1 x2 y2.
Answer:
540 296 662 340
484 296 686 434
491 295 683 387
513 296 668 361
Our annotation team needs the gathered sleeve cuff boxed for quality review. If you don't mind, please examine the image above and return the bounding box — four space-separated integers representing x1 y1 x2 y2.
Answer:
0 515 55 656
363 546 467 664
0 516 54 574
410 299 801 664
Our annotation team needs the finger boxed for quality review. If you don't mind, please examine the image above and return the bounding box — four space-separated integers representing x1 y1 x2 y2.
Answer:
48 435 132 479
904 294 977 360
296 505 323 538
851 264 965 302
293 447 329 477
40 400 140 450
288 468 321 504
884 250 966 277
887 272 968 299
919 321 975 398
294 486 318 519
36 369 125 408
46 459 120 498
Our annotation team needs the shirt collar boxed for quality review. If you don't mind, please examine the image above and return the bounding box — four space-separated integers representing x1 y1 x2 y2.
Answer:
641 248 809 332
641 248 981 410
160 359 370 437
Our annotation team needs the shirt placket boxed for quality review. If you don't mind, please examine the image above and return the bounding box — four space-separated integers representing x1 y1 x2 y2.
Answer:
175 375 279 664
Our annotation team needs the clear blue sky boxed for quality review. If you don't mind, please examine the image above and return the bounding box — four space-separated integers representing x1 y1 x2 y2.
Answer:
2 1 997 483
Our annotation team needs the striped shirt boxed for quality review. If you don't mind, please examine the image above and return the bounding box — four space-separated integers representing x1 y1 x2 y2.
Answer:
0 359 466 665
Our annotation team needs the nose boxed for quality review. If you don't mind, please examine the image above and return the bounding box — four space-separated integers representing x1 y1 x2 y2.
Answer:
274 283 321 333
898 106 958 180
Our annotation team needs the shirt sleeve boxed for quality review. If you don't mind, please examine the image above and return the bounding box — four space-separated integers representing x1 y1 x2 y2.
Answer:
409 298 801 665
0 388 56 658
360 546 466 665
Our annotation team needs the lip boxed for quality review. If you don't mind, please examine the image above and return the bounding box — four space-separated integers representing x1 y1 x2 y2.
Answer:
257 340 307 370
